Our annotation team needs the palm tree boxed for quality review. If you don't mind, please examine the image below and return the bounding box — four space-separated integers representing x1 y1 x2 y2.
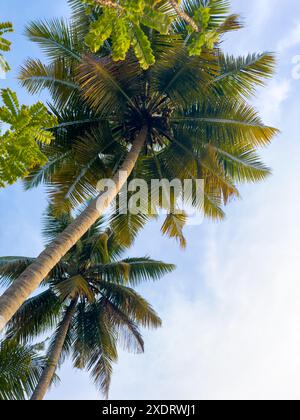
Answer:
2 209 175 400
0 339 45 400
0 0 278 328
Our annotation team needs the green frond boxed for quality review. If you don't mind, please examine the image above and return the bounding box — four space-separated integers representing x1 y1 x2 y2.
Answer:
0 257 35 286
19 58 78 109
87 257 175 286
150 45 219 107
172 100 279 147
214 144 272 183
55 275 95 302
7 290 61 343
76 54 142 116
0 22 13 73
98 283 162 329
47 126 118 214
103 299 145 353
68 0 91 40
108 211 150 247
161 212 187 249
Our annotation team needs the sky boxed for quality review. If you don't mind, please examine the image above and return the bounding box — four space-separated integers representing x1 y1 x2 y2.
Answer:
0 0 300 401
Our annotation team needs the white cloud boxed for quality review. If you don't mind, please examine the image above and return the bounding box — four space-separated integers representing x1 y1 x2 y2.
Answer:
278 22 300 53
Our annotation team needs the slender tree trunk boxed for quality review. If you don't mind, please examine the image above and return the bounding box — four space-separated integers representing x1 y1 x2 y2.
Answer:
31 300 77 401
0 127 148 331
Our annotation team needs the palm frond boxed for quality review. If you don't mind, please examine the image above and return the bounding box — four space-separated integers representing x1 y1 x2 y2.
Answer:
150 45 219 107
76 54 142 116
161 212 187 249
87 257 175 286
19 58 78 109
0 257 35 286
98 283 162 329
172 100 279 147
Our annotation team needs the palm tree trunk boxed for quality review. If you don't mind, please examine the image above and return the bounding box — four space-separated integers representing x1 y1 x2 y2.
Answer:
0 127 148 331
31 300 77 401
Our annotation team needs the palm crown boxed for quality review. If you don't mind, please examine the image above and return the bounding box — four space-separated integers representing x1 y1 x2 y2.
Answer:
0 209 175 398
20 0 278 247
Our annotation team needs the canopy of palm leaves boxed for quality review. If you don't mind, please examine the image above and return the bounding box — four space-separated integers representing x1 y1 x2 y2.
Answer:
20 0 278 247
0 209 175 397
0 339 45 400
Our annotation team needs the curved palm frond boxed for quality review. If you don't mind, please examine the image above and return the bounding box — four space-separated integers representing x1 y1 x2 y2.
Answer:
72 301 117 398
87 257 175 286
19 58 78 109
172 100 279 147
6 290 62 343
212 53 276 99
0 257 36 286
98 282 162 329
76 54 143 116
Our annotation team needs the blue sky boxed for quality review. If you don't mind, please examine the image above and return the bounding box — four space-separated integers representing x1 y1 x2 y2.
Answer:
1 0 300 400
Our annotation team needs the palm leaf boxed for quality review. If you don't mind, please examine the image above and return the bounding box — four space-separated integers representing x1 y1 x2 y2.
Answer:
87 257 175 286
161 212 187 249
76 54 142 116
19 58 78 108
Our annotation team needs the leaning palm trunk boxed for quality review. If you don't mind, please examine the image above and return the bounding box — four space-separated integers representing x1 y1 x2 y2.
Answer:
0 127 148 331
31 300 77 401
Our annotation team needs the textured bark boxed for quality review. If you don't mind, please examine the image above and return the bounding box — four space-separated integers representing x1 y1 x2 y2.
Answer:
0 127 148 330
31 300 77 401
170 0 200 32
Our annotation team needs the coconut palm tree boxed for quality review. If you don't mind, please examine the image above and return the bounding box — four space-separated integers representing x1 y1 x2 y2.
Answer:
0 0 278 328
0 339 45 400
1 209 175 400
